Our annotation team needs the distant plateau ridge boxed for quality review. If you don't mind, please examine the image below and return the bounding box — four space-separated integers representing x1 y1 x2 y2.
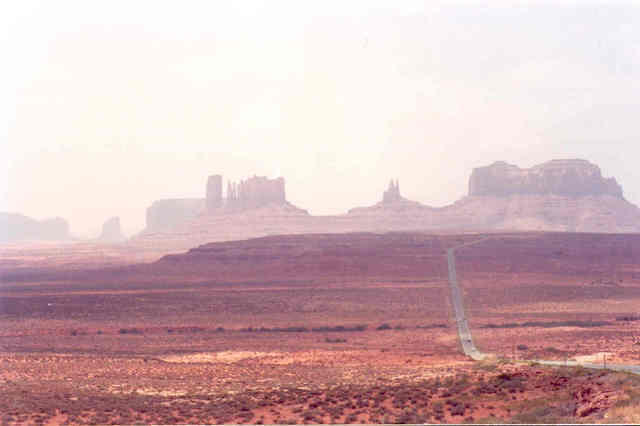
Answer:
3 159 639 247
130 159 640 251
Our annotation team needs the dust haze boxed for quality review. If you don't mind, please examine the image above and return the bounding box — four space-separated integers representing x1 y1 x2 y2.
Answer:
4 3 640 424
3 1 640 237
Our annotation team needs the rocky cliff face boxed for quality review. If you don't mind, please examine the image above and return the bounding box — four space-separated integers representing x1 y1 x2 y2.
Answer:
98 216 126 242
469 159 623 198
0 213 70 242
132 160 640 252
142 175 303 235
226 176 286 210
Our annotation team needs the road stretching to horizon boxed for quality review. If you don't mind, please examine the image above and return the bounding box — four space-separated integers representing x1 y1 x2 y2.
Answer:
446 239 640 375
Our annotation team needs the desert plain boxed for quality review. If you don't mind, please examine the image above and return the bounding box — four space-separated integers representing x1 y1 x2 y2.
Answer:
1 231 640 424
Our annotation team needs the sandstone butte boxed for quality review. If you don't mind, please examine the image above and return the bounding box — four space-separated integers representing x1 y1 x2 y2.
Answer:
2 159 637 246
97 216 126 243
126 159 640 253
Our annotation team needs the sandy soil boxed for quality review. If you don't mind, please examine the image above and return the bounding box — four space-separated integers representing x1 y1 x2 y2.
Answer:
2 231 640 424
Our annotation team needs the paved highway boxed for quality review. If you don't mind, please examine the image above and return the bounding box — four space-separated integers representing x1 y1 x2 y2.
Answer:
446 240 640 375
447 247 486 361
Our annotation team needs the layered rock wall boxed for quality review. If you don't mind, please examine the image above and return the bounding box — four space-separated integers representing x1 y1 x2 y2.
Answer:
469 160 623 198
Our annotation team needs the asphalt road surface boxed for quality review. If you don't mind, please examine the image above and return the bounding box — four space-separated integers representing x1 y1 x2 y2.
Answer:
446 241 640 375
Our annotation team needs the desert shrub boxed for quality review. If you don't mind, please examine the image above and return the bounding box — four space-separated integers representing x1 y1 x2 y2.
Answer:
517 344 529 351
616 315 640 322
445 398 470 416
302 409 321 421
395 408 426 424
474 362 498 372
266 326 308 332
544 346 565 354
416 323 447 329
449 404 465 417
482 320 611 329
493 373 525 393
118 328 143 334
482 322 519 329
510 405 570 424
312 324 367 332
345 413 358 423
239 324 367 333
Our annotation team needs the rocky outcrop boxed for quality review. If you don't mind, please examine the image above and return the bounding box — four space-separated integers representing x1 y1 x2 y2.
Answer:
98 216 126 243
145 199 205 232
457 159 636 233
206 175 223 211
444 193 640 233
469 159 623 198
226 176 286 210
383 180 402 203
132 160 640 252
142 174 303 236
0 213 70 242
348 180 426 215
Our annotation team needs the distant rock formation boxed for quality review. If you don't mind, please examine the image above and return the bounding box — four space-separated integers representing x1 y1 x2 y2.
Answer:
131 159 640 252
469 159 623 198
226 176 286 210
142 174 305 234
206 175 223 210
145 199 205 232
383 180 401 203
98 216 126 243
348 179 425 215
0 213 70 242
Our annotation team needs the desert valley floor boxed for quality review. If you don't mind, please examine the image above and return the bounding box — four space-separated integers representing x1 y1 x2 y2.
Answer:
1 232 640 424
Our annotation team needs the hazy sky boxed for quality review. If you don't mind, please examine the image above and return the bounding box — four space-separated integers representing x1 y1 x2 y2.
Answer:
3 1 640 237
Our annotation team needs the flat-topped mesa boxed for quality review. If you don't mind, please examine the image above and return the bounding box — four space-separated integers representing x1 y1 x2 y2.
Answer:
469 159 624 198
0 213 70 242
226 175 286 210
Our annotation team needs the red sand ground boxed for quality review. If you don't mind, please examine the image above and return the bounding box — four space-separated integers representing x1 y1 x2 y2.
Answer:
1 232 640 424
